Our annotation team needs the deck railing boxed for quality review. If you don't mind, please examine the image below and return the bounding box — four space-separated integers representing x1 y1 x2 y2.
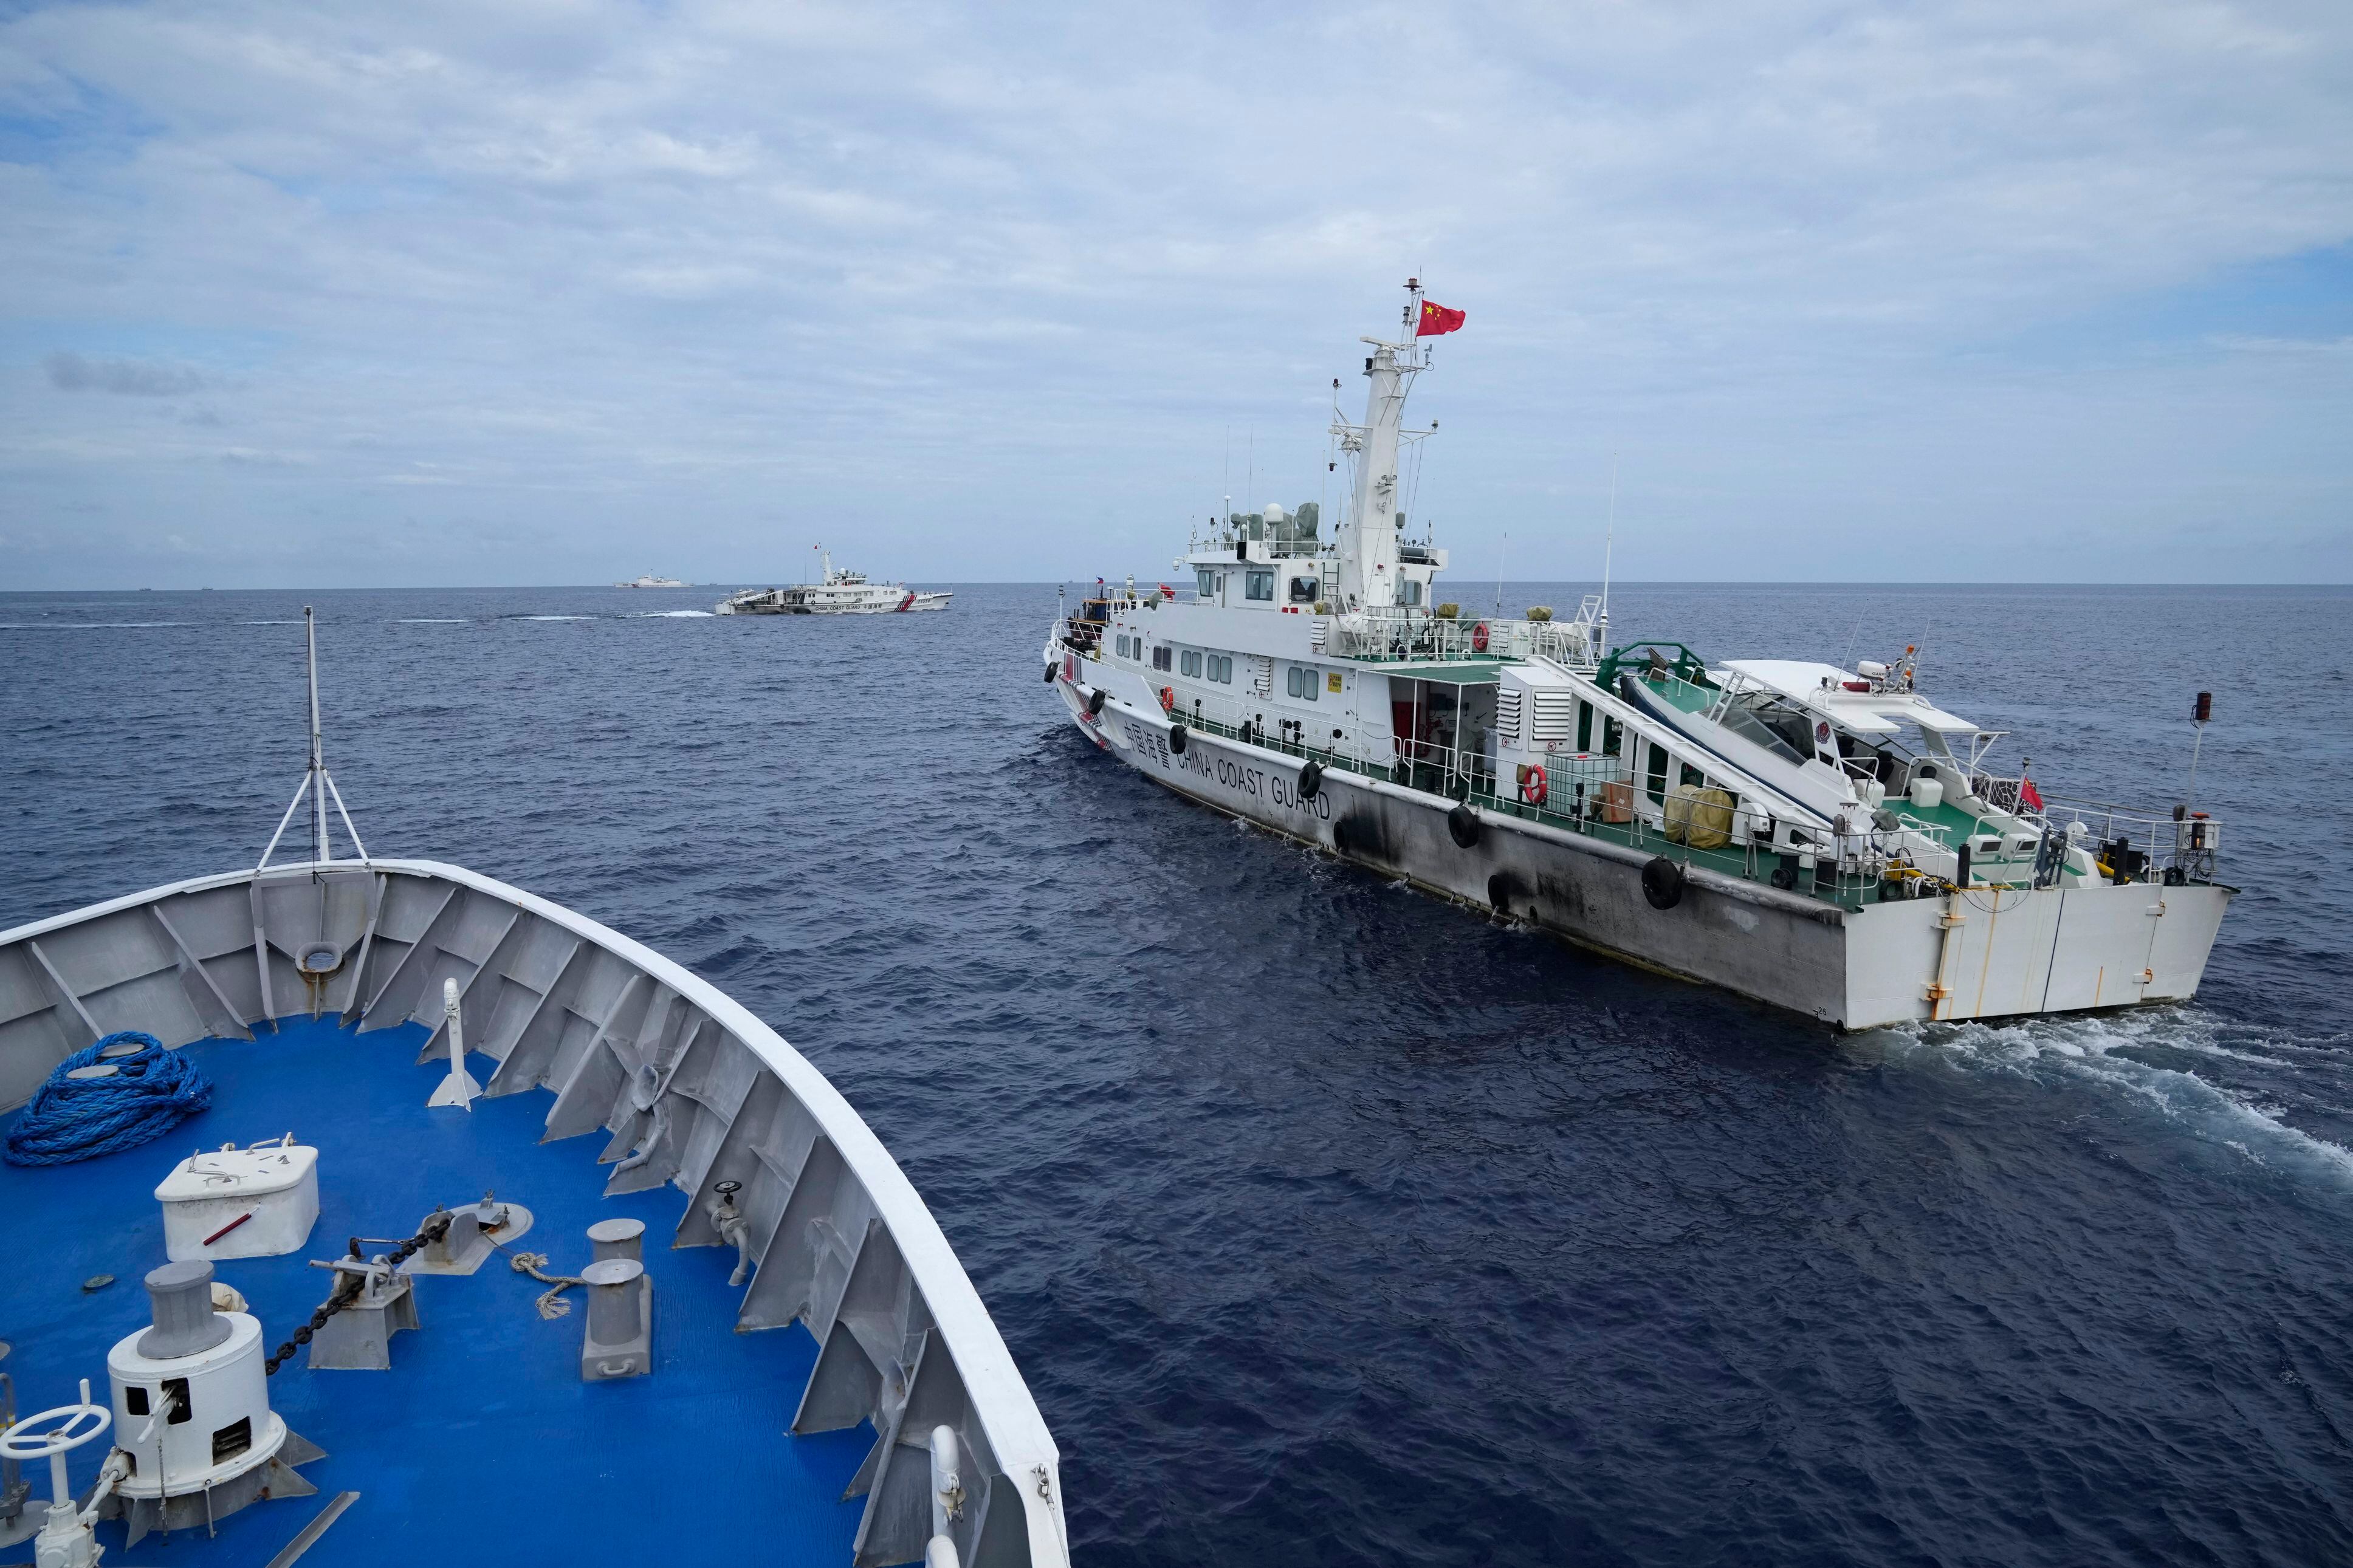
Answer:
1322 604 1602 668
1153 697 1918 906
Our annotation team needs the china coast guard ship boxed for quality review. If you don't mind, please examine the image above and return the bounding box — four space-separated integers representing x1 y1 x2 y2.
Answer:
718 548 952 615
1043 282 2234 1030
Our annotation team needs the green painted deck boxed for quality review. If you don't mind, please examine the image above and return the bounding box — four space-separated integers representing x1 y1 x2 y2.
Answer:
1646 674 1717 715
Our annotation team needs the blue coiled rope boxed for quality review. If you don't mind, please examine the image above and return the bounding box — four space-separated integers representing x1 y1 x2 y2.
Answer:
4 1030 212 1166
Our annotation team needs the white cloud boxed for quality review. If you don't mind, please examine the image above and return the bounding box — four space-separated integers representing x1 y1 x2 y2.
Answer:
1 0 2348 586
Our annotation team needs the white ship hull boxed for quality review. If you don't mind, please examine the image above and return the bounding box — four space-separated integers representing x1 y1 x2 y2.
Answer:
1051 668 2232 1032
718 589 950 615
1042 286 2236 1032
716 547 951 615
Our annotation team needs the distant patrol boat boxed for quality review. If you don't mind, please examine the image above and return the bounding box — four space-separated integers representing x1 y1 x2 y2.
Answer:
717 547 952 615
1045 281 2234 1030
614 573 689 588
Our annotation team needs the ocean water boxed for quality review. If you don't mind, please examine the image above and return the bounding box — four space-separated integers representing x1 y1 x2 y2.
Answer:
3 582 2348 1566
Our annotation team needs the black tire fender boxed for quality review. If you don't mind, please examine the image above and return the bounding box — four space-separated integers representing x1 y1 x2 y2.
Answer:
1043 662 1057 683
1297 761 1322 799
1447 801 1480 849
1642 856 1685 911
1169 724 1187 756
1086 687 1105 716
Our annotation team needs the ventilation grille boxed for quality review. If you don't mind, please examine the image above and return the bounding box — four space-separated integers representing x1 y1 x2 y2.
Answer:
1531 691 1577 742
1497 688 1524 745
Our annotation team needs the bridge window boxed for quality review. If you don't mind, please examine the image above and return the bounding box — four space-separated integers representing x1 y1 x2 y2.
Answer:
1245 569 1274 601
1288 575 1318 603
1398 578 1423 606
1197 569 1216 598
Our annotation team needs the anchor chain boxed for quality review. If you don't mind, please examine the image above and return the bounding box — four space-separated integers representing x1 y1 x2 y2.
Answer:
263 1210 454 1375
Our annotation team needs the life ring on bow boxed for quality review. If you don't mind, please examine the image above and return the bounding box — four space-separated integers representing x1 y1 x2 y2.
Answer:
1522 764 1547 806
1471 621 1490 653
1159 686 1175 712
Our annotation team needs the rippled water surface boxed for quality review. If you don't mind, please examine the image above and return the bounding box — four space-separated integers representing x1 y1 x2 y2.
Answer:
4 583 2349 1566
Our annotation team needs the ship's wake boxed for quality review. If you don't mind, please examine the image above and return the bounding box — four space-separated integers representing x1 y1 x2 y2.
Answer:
1876 1008 2353 1184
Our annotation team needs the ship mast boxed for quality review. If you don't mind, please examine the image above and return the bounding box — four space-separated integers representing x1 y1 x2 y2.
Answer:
1331 278 1429 611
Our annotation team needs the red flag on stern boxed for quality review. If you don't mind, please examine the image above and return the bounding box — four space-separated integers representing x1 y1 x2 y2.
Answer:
1417 300 1466 337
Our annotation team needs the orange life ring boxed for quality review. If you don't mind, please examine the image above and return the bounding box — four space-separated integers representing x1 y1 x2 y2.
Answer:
1522 764 1547 806
1159 686 1175 712
1471 621 1490 653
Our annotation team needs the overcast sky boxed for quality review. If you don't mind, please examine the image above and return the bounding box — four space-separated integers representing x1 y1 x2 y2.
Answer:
3 0 2348 589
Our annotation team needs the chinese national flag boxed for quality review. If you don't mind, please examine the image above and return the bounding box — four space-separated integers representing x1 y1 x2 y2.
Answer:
1417 300 1466 337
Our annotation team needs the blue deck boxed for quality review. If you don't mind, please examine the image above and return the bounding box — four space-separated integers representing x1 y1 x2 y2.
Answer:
2 1016 871 1567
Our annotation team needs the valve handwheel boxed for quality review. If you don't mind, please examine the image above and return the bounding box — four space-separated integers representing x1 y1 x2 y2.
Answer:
0 1381 112 1464
4 1377 113 1557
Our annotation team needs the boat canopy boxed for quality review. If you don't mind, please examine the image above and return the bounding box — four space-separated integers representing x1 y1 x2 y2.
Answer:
1718 659 1980 736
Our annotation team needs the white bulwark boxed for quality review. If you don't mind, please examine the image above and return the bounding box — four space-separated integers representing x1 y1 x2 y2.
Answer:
1042 282 2234 1030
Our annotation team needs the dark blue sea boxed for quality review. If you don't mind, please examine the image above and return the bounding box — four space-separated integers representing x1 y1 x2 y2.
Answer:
4 583 2349 1566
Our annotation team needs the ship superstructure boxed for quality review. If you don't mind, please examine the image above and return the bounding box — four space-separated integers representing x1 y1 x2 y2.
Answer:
1043 283 2234 1029
718 547 951 615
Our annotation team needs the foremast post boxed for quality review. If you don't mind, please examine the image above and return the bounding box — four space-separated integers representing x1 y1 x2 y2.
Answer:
255 608 369 872
306 606 328 863
1331 278 1429 612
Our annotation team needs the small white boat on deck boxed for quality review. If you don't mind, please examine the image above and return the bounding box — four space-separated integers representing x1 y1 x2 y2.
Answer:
1043 282 2236 1031
718 549 952 616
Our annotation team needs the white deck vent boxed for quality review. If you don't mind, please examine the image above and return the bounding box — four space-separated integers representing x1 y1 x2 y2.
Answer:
1249 655 1274 695
1497 688 1524 746
1530 691 1577 743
